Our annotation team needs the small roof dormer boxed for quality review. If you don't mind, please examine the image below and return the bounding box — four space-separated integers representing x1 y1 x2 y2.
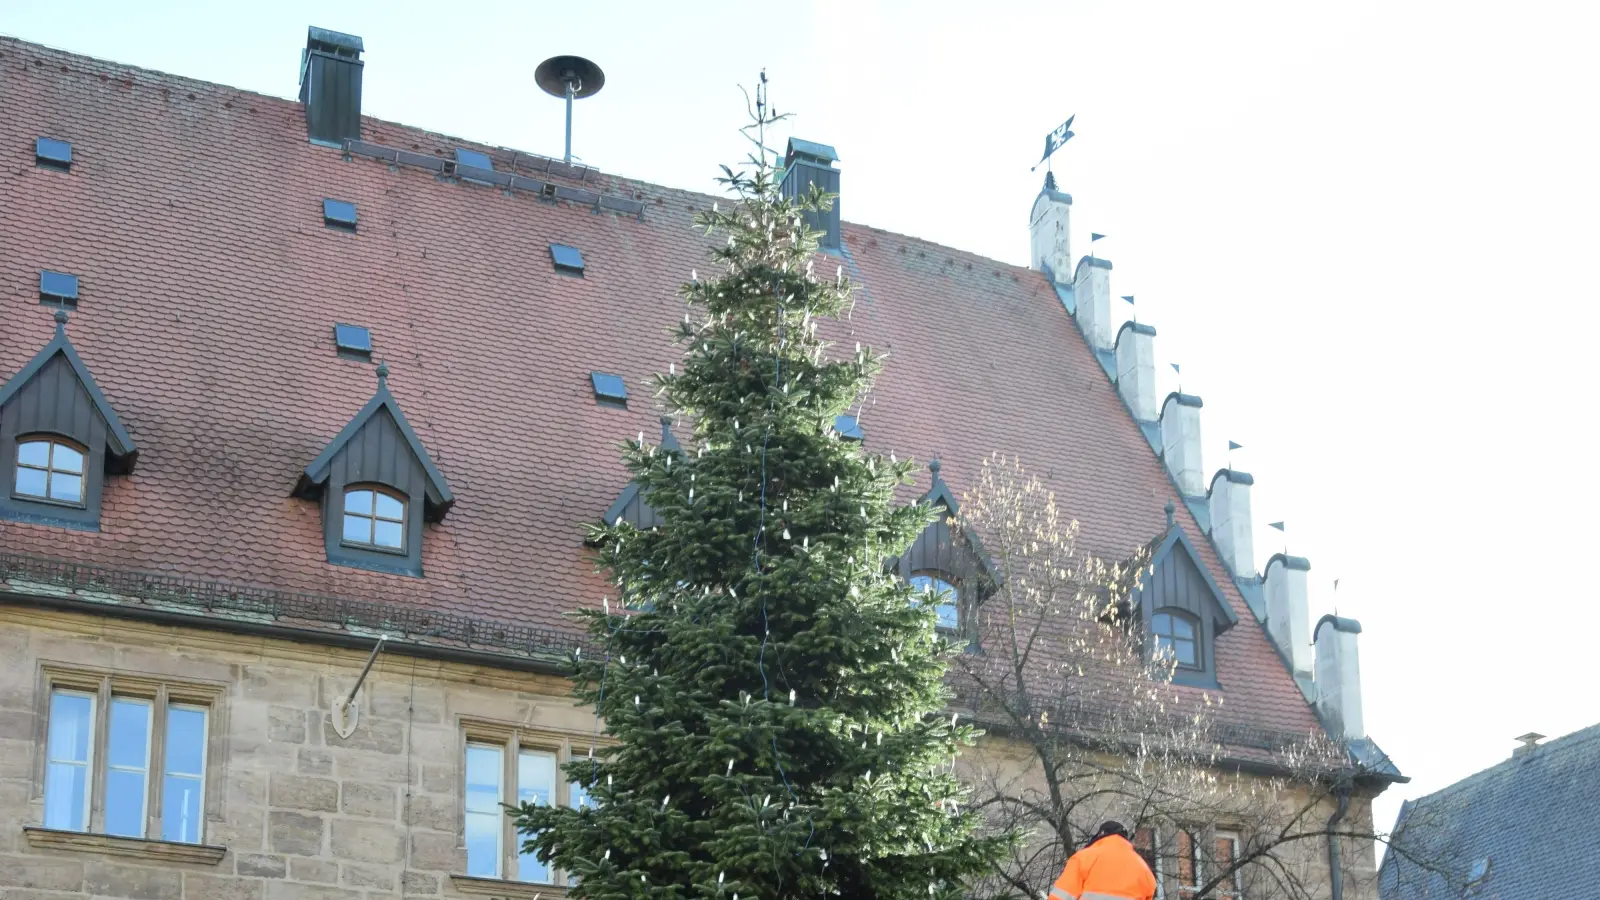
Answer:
602 417 682 530
293 362 451 576
1131 507 1240 687
893 460 999 640
0 310 137 530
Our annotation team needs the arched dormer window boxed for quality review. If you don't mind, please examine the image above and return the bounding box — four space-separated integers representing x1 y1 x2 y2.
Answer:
0 311 138 531
292 364 453 577
1151 609 1200 670
14 436 87 505
910 571 960 632
341 486 407 552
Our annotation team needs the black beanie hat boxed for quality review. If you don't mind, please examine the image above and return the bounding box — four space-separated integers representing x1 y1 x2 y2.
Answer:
1092 821 1128 843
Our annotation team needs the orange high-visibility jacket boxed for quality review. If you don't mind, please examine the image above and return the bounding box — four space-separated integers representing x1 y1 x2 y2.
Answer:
1050 834 1158 900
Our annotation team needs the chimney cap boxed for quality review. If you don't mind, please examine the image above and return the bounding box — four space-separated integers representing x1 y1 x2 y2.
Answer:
786 138 838 167
1267 552 1312 573
1315 613 1362 636
1515 731 1546 745
307 26 363 54
1115 321 1157 345
1162 391 1204 411
1074 255 1113 276
1210 468 1255 488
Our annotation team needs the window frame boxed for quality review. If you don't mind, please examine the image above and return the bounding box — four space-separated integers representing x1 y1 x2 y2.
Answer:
1151 608 1203 672
1212 829 1244 900
909 570 962 634
459 719 606 887
340 484 409 554
12 435 89 508
37 667 224 846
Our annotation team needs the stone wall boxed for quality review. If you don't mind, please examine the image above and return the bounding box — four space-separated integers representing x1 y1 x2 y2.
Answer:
0 605 590 900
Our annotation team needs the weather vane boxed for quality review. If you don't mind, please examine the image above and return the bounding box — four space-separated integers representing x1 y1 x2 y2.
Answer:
1032 114 1076 177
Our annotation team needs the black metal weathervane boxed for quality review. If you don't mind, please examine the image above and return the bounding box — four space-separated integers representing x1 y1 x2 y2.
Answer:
1032 114 1076 189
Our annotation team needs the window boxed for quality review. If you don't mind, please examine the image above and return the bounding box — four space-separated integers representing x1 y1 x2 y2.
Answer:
910 572 960 632
342 487 405 551
1133 828 1163 900
1175 829 1200 900
1213 831 1243 900
333 323 372 359
36 137 73 170
834 414 864 441
14 437 86 505
1152 611 1200 669
463 724 594 885
550 243 585 275
455 148 494 171
323 198 358 231
41 672 215 844
590 372 627 407
39 270 80 308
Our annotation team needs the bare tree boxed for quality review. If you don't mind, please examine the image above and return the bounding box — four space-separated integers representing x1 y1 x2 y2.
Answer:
949 454 1448 900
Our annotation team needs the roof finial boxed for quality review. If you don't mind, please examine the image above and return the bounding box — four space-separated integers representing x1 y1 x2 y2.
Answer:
929 457 942 476
375 360 390 388
1043 170 1057 193
1164 500 1175 529
659 416 673 441
53 307 69 333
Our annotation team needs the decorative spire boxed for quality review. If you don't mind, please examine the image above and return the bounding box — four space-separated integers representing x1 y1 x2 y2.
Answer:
1165 500 1176 529
53 307 69 334
375 360 389 389
1043 170 1058 193
929 457 941 475
660 416 673 442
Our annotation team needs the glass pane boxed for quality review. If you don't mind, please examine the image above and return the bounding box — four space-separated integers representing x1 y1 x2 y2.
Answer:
910 575 932 593
17 440 50 467
374 492 404 519
48 692 93 762
1172 615 1195 639
108 699 151 768
373 519 403 549
14 466 48 498
52 444 84 474
465 745 503 813
50 473 83 503
165 706 207 776
1152 613 1172 635
44 762 88 831
1176 638 1197 667
345 489 374 515
934 578 956 599
569 781 591 810
342 514 370 544
516 750 556 884
465 812 501 878
105 768 147 837
936 602 959 631
162 774 204 843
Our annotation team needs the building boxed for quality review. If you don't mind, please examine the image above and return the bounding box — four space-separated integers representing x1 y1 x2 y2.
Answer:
1377 726 1600 899
2 27 1396 900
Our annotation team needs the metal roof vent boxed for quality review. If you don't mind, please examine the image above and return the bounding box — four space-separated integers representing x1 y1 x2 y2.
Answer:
590 372 626 407
39 271 80 309
333 323 372 359
551 244 585 276
323 198 358 232
1512 732 1545 758
35 137 72 171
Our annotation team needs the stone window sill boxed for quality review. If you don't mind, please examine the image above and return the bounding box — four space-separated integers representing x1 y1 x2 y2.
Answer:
23 826 227 865
450 874 567 898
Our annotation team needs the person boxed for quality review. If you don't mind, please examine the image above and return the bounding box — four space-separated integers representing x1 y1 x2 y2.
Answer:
1049 821 1158 900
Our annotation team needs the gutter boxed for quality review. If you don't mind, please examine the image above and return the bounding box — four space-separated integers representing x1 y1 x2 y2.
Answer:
0 589 573 676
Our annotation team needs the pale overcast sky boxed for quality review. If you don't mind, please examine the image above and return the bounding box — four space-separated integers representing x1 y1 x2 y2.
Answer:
6 0 1597 843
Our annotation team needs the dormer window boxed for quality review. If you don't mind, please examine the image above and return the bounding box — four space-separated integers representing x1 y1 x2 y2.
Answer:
0 311 137 531
1151 610 1200 669
342 486 406 551
14 437 86 505
292 363 453 577
910 571 960 632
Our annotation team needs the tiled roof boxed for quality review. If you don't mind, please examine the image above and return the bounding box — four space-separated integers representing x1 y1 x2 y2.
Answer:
0 35 1323 739
1378 723 1600 899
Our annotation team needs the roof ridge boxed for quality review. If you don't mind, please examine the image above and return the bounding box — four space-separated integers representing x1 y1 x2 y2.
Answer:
1408 721 1600 805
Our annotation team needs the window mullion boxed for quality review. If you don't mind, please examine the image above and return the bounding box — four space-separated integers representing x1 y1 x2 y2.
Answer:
149 686 169 839
505 733 520 880
89 677 110 834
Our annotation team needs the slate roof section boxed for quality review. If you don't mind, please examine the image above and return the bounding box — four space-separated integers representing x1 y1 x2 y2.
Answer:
0 35 1324 741
1378 723 1600 900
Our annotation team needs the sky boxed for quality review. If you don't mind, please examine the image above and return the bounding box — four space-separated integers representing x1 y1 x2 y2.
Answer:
6 0 1598 850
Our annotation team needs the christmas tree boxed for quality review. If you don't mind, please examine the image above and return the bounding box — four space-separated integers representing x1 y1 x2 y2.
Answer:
515 89 1006 899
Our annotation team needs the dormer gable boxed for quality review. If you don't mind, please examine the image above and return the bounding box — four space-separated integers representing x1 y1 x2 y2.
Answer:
1132 503 1240 686
892 460 997 636
602 417 681 530
292 363 452 576
0 310 137 530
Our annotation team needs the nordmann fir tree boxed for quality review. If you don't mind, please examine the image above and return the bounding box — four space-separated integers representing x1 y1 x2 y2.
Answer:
514 119 1006 898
